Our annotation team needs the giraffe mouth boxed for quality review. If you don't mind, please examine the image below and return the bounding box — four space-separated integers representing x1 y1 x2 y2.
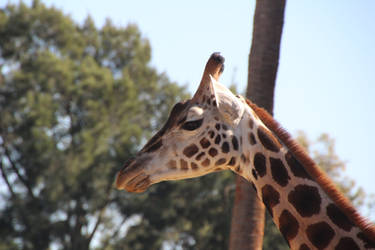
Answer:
116 171 152 193
115 156 152 193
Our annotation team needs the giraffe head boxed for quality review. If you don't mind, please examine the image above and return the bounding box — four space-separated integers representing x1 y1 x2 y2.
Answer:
115 53 246 192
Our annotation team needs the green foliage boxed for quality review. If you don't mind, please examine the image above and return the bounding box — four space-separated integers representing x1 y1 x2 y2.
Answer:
0 1 187 249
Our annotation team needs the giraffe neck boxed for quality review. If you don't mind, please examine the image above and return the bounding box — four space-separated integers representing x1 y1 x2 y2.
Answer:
234 99 375 250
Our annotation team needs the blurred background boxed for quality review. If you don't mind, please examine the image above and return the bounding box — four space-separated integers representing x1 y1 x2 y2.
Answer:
1 1 374 249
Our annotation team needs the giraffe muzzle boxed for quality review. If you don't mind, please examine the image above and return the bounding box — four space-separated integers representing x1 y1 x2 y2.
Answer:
115 155 152 193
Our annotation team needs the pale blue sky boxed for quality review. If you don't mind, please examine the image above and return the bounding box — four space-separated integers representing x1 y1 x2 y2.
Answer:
4 1 375 218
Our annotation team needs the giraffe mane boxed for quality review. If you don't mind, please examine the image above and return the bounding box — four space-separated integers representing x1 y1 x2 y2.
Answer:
245 99 375 240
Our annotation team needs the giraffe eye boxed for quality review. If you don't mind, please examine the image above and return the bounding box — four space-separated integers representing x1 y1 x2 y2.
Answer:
181 118 204 131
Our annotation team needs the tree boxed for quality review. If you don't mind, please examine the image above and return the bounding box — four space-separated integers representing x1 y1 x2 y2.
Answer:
0 1 187 249
229 1 286 249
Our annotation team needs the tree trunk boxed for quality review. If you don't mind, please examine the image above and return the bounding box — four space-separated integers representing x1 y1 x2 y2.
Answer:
229 1 286 249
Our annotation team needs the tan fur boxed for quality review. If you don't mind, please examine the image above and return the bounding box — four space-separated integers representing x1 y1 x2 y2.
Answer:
245 99 375 240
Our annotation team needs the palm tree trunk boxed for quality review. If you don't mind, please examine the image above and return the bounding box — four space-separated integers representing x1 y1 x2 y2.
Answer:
229 0 286 249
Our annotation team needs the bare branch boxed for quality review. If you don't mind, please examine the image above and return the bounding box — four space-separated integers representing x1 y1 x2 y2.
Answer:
87 188 113 244
3 141 35 199
100 215 128 249
0 159 16 197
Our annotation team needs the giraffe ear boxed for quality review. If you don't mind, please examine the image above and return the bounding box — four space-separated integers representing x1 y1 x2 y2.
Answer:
210 75 244 125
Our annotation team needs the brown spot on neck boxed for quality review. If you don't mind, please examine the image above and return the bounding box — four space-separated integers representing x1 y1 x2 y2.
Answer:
279 209 299 242
288 185 321 217
270 157 290 187
335 237 360 250
253 153 266 177
261 184 280 217
257 126 281 152
306 222 335 249
326 203 353 232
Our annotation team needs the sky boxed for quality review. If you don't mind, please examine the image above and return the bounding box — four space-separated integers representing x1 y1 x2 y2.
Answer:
4 1 375 218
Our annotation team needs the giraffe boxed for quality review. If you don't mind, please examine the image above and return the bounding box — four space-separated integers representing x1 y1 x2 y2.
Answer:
115 53 375 249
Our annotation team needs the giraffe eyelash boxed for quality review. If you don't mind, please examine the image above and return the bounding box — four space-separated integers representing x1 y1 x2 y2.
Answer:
181 118 204 131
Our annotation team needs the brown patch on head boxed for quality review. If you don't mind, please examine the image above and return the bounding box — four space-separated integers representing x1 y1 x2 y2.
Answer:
180 159 189 171
232 136 239 150
299 244 310 250
228 157 236 166
248 132 257 145
190 162 198 170
215 123 221 131
215 134 221 144
257 126 281 152
326 203 353 232
357 232 375 248
270 157 290 187
335 237 360 250
306 222 335 249
279 209 299 242
221 142 230 153
215 158 226 166
261 184 280 217
183 144 199 158
288 184 321 217
167 160 177 170
195 152 205 161
285 152 312 180
202 158 210 167
254 153 266 177
208 148 218 157
200 137 211 149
